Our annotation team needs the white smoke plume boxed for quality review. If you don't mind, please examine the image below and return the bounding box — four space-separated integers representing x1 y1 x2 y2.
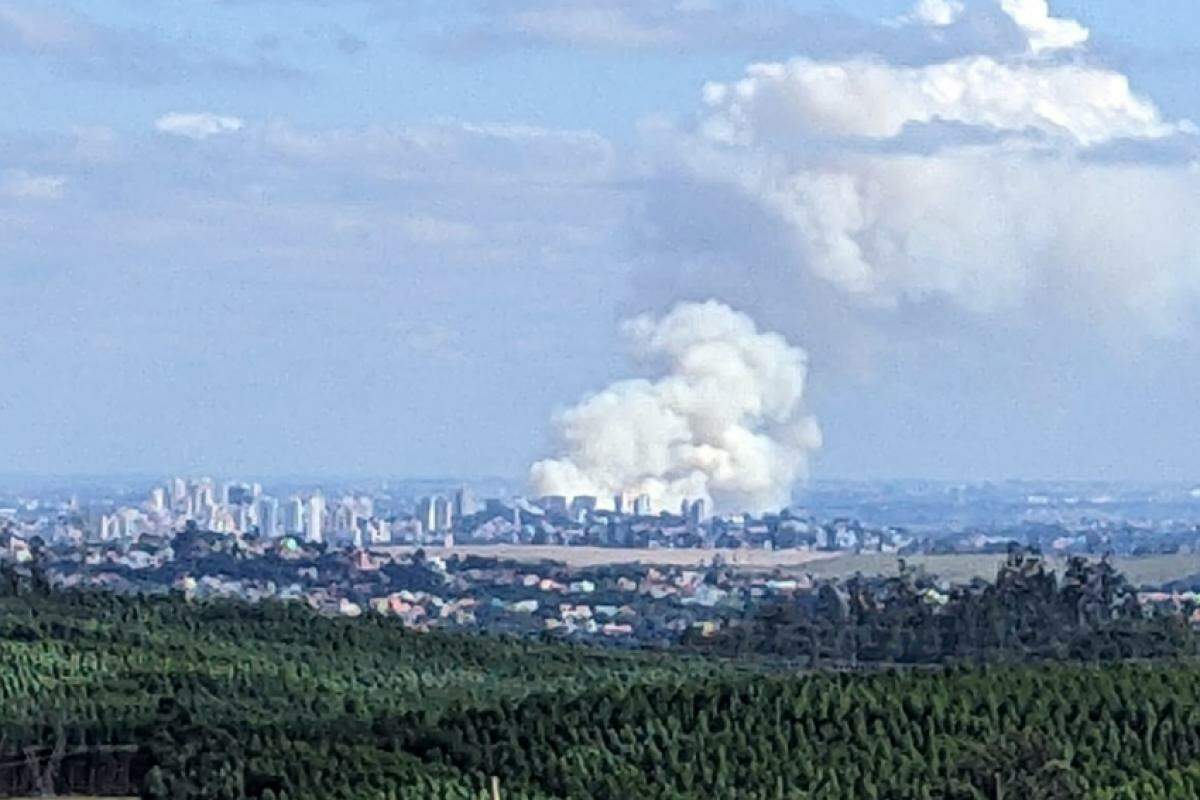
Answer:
530 301 821 515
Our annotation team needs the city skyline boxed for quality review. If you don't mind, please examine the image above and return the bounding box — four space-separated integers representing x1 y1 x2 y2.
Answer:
4 0 1200 487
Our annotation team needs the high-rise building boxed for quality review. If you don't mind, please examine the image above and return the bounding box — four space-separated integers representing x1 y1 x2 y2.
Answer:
416 496 436 534
433 496 453 532
613 494 626 515
193 482 215 516
306 495 325 543
453 486 476 519
170 477 188 509
283 496 304 536
633 494 652 517
257 496 280 539
688 498 707 527
225 483 253 506
149 487 166 513
98 514 117 541
233 504 251 533
335 503 359 537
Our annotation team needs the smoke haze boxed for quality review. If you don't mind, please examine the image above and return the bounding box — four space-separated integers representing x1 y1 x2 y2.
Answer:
530 301 821 514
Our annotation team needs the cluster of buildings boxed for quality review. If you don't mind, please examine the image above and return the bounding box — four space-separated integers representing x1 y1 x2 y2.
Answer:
59 478 391 549
5 476 1200 646
26 531 837 645
5 476 1200 563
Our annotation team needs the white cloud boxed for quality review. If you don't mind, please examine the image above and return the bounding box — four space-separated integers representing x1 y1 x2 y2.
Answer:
909 0 965 27
644 0 1200 341
0 119 624 275
154 112 245 140
1 170 66 200
700 56 1183 147
1000 0 1088 54
673 143 1200 327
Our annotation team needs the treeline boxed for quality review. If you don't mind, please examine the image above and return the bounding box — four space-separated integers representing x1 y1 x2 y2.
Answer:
2 557 1200 797
692 549 1197 664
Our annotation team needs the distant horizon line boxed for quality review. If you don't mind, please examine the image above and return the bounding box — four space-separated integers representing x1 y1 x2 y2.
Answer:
0 472 1196 489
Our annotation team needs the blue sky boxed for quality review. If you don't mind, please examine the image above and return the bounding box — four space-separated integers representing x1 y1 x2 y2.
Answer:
3 0 1200 486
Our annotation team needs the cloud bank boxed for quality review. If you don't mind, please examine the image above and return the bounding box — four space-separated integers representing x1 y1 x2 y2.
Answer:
530 300 821 514
642 0 1200 337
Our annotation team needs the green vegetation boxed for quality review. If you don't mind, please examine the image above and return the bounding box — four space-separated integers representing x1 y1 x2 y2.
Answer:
2 557 1200 798
802 552 1200 587
695 550 1196 664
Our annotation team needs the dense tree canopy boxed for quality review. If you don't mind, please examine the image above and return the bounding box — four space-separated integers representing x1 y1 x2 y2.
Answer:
1 554 1199 798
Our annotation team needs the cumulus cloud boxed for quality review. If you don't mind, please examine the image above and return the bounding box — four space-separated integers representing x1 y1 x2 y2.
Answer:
155 112 246 140
699 57 1183 147
530 301 821 514
642 0 1200 337
1000 0 1088 54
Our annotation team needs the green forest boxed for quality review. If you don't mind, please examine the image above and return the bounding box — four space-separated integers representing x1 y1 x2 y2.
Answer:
3 557 1200 799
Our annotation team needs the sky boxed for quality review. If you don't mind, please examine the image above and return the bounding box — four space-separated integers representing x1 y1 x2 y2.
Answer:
2 0 1200 487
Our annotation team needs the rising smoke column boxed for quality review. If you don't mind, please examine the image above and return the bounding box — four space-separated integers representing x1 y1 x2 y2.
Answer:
530 301 821 514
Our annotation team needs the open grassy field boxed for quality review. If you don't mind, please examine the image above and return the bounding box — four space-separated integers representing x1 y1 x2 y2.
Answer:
378 544 1200 586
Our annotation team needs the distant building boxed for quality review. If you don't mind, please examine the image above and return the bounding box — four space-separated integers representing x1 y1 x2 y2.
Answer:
688 499 707 527
169 477 188 508
453 486 477 519
335 503 359 536
613 494 625 515
225 483 254 506
433 496 453 532
633 494 652 517
256 496 280 539
192 482 215 516
306 495 325 543
149 487 166 513
283 496 304 536
417 497 436 534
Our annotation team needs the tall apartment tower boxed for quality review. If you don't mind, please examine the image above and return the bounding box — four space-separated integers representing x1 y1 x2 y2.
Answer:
453 486 476 520
433 496 453 532
633 494 652 517
257 496 280 539
306 495 326 543
283 496 304 536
